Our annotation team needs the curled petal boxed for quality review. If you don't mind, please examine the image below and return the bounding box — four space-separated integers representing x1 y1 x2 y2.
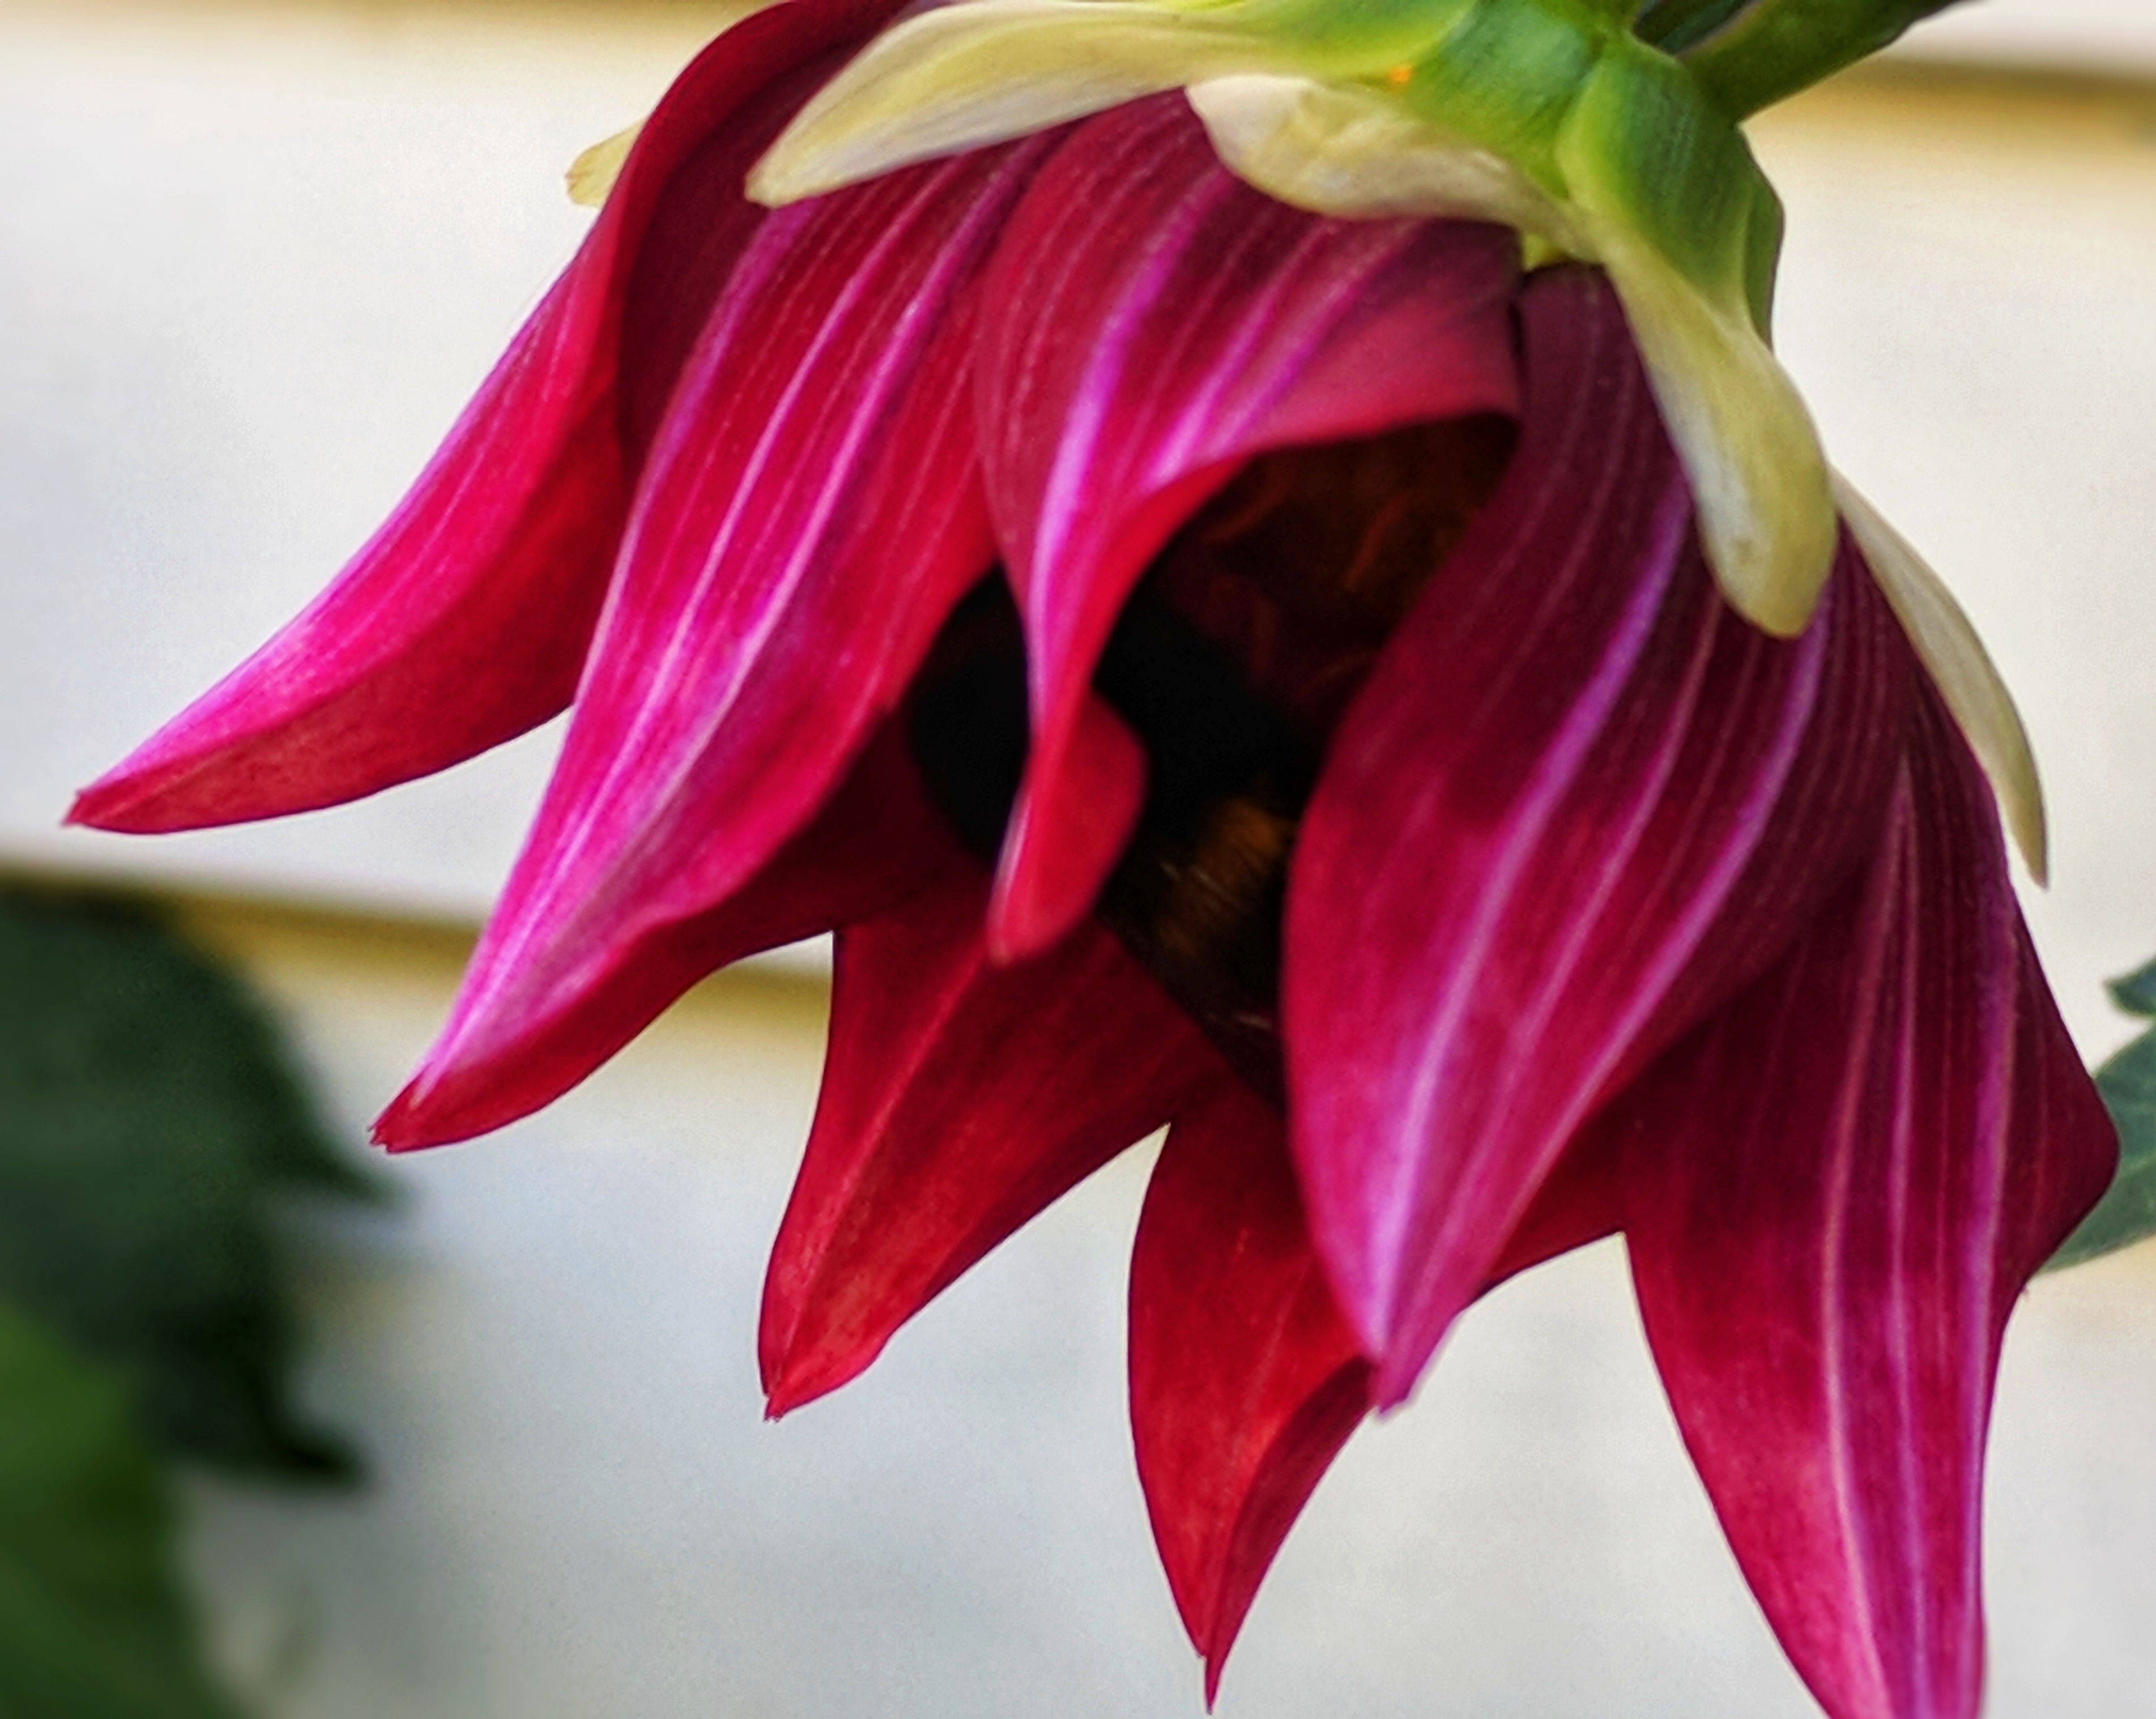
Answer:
761 875 1217 1415
375 727 955 1148
1131 1079 1370 1704
1617 692 2114 1719
416 140 1044 1108
1834 473 2046 883
975 96 1520 955
1285 269 1912 1405
72 0 895 832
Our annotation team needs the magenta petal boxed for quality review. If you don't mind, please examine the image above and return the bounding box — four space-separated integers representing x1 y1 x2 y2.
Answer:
760 874 1217 1415
1130 1078 1370 1704
71 0 896 833
972 95 1522 957
419 140 1050 1097
1285 270 1916 1405
70 263 621 834
375 726 956 1149
986 690 1148 961
1618 694 2115 1719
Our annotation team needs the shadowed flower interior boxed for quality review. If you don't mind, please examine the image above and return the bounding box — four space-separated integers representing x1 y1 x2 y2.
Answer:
70 3 2116 1715
910 414 1515 1102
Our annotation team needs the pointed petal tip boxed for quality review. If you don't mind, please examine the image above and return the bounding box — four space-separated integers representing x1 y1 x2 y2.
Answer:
985 698 1147 962
983 859 1080 966
65 765 191 835
369 1080 464 1154
1366 1323 1437 1414
760 1378 803 1423
368 1088 426 1153
369 1052 507 1151
759 1346 862 1422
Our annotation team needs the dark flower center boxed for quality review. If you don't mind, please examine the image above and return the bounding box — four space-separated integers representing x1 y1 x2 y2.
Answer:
907 416 1515 1100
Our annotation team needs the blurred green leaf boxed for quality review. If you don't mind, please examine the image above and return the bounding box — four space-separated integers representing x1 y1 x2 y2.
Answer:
0 886 383 1482
0 1299 242 1718
2107 954 2156 1021
2049 955 2156 1272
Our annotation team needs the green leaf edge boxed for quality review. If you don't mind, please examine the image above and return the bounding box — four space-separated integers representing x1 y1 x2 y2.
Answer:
2046 956 2156 1272
0 1299 246 1719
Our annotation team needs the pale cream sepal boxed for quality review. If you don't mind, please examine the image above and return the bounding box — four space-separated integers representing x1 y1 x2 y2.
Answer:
568 121 645 208
1835 474 2048 882
1187 75 1583 241
749 0 1272 206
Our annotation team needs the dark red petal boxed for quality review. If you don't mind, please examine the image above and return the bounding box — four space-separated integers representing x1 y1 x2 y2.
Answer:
1128 1076 1624 1703
374 725 955 1148
1130 1079 1369 1705
1285 269 1914 1406
972 95 1522 958
761 873 1217 1416
71 0 901 833
1618 692 2114 1719
410 140 1049 1115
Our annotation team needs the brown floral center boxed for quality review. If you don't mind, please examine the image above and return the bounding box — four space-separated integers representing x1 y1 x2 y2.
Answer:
908 416 1515 1099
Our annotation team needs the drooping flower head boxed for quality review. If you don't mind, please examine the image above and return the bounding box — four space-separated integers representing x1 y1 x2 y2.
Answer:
73 2 2114 1714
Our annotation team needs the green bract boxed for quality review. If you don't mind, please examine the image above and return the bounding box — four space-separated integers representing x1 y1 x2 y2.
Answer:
750 0 1900 635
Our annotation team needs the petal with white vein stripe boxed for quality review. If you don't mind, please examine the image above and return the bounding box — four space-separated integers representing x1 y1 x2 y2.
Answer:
1284 269 1911 1407
408 139 1047 1122
973 96 1520 957
1617 687 2112 1719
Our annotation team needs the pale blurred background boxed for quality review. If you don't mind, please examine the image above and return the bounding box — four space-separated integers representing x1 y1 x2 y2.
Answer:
3 1 2156 1713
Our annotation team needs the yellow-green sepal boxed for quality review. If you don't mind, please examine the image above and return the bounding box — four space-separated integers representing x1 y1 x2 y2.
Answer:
1553 44 1834 635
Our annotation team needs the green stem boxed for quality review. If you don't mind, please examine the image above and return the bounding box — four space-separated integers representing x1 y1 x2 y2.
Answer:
1676 0 1970 116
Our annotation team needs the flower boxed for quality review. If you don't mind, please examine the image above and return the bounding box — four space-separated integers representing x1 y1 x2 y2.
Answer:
73 3 2114 1716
